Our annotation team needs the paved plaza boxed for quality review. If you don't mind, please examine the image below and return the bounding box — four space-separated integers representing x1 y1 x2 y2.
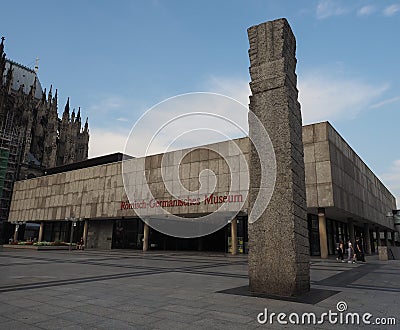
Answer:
0 249 399 329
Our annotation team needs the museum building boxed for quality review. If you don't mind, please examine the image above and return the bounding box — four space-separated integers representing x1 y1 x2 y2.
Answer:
7 121 398 257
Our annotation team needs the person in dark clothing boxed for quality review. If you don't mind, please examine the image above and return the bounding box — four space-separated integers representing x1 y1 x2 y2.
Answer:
77 237 85 250
355 238 365 262
336 241 344 262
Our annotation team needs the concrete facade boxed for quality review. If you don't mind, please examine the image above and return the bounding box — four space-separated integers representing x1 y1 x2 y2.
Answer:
303 121 396 229
7 124 398 253
8 122 396 230
8 138 250 223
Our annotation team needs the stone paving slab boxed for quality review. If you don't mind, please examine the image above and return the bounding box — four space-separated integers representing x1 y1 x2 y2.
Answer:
0 250 399 329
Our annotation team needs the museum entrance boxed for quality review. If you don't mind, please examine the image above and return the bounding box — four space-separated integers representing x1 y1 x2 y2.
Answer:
111 216 250 253
148 225 228 252
112 218 144 249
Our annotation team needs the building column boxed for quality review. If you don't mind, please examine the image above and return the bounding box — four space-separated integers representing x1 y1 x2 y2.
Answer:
363 223 371 254
83 220 89 244
13 224 19 242
369 230 375 253
231 218 238 255
348 219 355 244
38 222 44 242
384 230 389 246
143 223 149 252
376 227 381 247
391 231 396 246
340 222 345 242
318 208 328 259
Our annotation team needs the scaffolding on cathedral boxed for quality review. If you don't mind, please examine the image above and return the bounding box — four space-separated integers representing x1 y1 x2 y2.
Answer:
0 111 22 222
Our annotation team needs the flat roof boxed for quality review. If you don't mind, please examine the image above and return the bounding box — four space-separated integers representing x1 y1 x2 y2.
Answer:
45 153 133 175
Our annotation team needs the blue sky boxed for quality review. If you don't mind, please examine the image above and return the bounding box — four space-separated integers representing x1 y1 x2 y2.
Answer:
1 0 399 205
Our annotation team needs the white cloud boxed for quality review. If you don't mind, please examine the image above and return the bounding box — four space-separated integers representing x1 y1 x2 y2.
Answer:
88 95 127 112
123 92 249 157
89 128 129 158
381 159 400 208
383 4 400 16
200 73 389 125
316 0 349 19
87 73 390 159
370 96 400 109
204 76 250 107
87 78 251 158
357 5 376 16
298 72 388 124
315 2 400 19
87 94 150 124
88 98 249 159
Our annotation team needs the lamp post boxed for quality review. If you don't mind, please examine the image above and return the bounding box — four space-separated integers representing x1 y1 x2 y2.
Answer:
70 219 76 252
66 217 82 252
13 221 26 242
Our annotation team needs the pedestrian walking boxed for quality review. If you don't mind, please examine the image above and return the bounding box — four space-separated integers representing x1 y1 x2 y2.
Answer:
347 240 354 263
355 237 365 262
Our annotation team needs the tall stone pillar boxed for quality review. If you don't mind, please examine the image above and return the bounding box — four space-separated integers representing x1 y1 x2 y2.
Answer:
247 18 309 296
318 208 328 259
231 218 238 255
38 222 44 242
376 227 381 247
363 223 371 254
143 223 149 252
348 219 355 244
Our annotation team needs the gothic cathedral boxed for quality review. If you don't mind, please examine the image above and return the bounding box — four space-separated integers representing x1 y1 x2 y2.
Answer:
0 37 89 172
0 37 89 228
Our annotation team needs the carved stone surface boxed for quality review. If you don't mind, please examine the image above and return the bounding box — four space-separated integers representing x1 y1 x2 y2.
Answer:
247 18 310 296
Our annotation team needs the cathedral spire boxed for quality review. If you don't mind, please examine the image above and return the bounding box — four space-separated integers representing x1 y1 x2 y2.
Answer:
0 36 4 54
64 97 70 113
0 37 5 77
71 108 76 122
76 107 81 123
53 88 58 107
29 76 37 99
18 83 24 94
63 97 70 121
48 85 52 103
42 88 47 103
84 117 89 133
